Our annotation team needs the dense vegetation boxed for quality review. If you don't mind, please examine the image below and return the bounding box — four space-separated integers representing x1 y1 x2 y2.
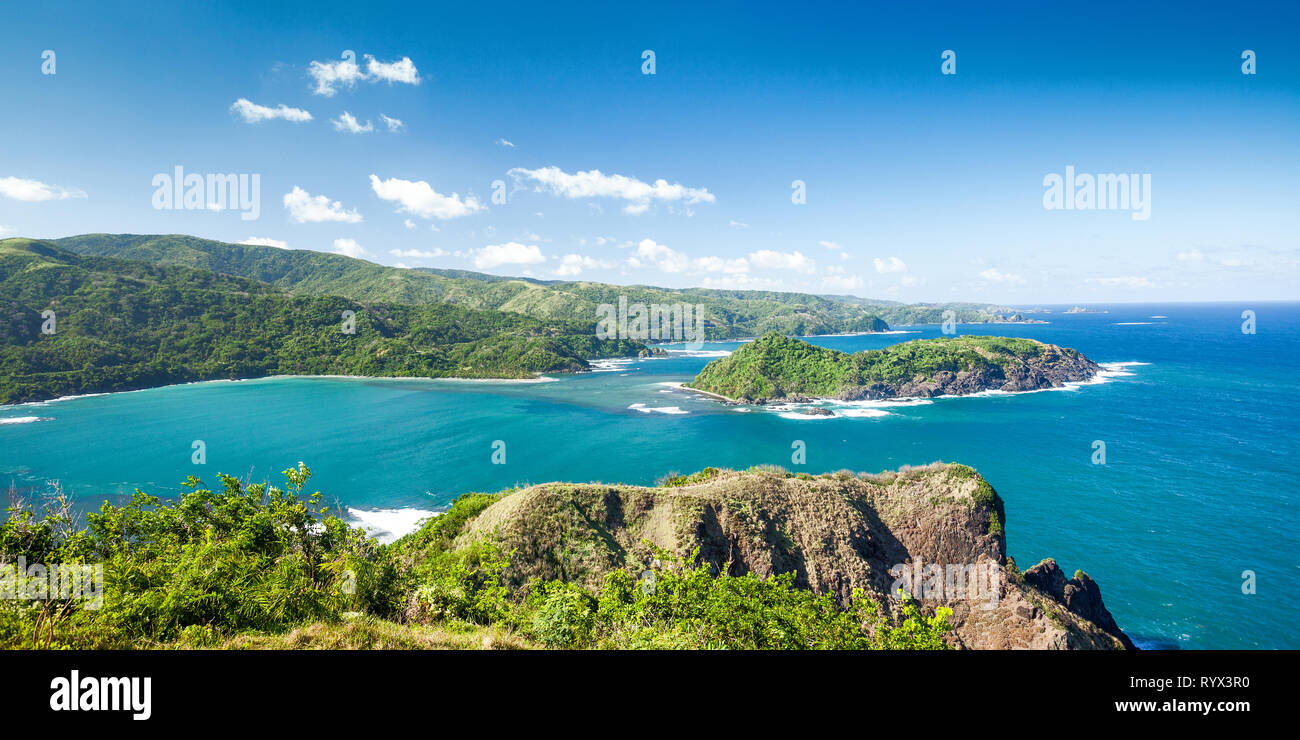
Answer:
688 331 1071 401
0 239 645 403
0 465 951 650
54 233 1015 338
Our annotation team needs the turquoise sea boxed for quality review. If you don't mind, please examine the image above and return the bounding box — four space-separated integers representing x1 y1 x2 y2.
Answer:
2 302 1296 649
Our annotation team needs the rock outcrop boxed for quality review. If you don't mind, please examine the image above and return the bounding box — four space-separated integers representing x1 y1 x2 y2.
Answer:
1024 558 1135 649
454 463 1133 649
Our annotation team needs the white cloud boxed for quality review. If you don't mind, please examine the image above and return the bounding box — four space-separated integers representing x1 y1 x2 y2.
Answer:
332 238 370 259
626 238 690 273
496 138 515 148
0 225 11 237
332 112 374 134
729 219 749 229
1086 276 1154 288
380 114 405 132
623 239 751 275
229 98 312 124
0 176 86 202
508 166 715 214
749 249 815 273
369 175 484 221
692 255 750 274
873 256 907 273
818 240 842 250
470 242 545 269
1177 249 1204 262
699 274 786 291
978 268 1025 285
823 274 864 291
308 54 420 96
238 237 288 248
366 56 420 85
307 57 364 97
389 248 447 258
554 254 613 277
283 186 363 223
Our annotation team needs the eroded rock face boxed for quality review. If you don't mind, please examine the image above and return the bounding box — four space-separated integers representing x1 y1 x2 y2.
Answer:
1024 559 1136 650
457 464 1133 650
855 348 1100 400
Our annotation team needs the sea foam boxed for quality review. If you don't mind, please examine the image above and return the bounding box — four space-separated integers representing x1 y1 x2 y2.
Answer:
347 507 438 544
629 403 689 415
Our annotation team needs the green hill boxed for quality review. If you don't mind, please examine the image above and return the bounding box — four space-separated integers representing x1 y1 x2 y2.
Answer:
0 238 644 404
50 233 1017 338
687 331 1100 402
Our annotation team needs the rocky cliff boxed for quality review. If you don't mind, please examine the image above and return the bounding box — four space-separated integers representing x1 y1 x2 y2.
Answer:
454 463 1133 649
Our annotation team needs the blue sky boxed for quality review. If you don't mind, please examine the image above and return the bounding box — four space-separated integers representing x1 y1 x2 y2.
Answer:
1 0 1296 303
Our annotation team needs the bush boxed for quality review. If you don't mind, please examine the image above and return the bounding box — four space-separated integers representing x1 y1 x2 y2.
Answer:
0 463 395 648
531 583 596 647
583 546 951 650
406 541 513 626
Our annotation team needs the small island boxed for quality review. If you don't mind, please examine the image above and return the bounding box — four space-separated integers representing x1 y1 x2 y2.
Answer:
684 332 1099 403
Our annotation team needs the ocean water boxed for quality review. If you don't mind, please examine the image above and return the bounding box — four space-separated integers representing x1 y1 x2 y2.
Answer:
2 302 1296 649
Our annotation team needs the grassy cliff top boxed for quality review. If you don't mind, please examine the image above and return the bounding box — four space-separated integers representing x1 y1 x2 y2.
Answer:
389 462 1127 649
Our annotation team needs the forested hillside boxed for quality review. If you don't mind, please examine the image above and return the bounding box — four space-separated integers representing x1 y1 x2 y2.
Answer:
52 233 1009 338
0 238 643 403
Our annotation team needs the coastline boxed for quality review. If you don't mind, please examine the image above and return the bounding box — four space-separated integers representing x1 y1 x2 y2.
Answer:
1 371 565 408
665 381 744 404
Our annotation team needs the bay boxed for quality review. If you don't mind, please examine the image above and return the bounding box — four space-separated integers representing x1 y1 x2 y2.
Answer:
2 301 1296 649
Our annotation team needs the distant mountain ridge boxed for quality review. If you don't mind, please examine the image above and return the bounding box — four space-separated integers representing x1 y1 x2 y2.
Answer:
52 233 1014 339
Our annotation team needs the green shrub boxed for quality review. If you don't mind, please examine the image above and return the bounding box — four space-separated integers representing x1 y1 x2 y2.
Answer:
531 583 596 647
659 467 722 487
584 547 951 650
407 541 513 626
0 463 395 647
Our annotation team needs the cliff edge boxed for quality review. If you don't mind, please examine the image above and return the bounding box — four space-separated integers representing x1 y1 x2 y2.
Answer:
452 463 1133 649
